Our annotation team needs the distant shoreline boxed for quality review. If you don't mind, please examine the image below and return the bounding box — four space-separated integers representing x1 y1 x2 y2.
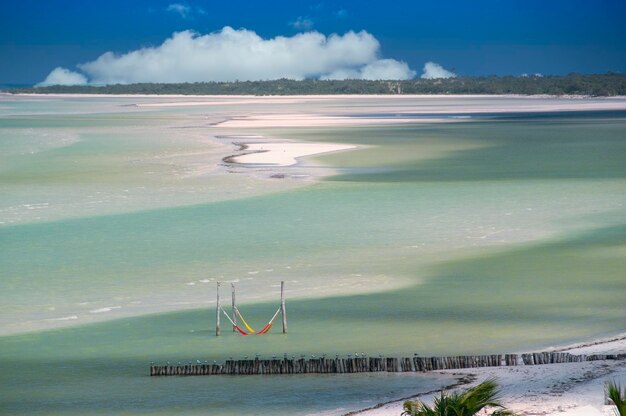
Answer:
4 92 626 99
2 73 625 96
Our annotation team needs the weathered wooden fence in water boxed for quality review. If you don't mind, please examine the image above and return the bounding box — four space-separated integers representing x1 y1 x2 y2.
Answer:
149 352 625 376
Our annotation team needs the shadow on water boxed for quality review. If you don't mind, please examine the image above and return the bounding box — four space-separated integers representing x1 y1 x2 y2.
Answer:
1 225 624 414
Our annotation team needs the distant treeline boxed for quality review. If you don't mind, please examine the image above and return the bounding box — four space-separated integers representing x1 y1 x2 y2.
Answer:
5 73 626 96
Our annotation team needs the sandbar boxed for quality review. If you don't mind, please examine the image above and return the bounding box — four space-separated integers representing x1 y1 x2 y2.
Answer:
225 142 356 166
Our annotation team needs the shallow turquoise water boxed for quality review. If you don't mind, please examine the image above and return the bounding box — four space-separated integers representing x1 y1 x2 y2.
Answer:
0 224 624 414
0 96 625 414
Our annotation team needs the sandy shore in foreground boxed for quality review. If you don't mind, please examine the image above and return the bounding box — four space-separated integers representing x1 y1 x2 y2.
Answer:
355 335 626 416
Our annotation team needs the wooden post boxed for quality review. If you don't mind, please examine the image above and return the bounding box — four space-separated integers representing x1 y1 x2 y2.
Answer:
281 281 287 334
216 282 221 337
231 283 237 332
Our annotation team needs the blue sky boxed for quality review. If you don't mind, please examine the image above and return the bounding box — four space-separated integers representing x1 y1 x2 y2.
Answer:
1 0 625 85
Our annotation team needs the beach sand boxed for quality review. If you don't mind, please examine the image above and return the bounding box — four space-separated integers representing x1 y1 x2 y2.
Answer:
355 335 626 416
207 96 626 128
226 142 357 166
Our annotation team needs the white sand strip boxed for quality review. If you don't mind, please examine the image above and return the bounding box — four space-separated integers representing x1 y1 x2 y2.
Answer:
135 98 336 107
357 361 626 416
216 114 448 128
8 93 626 100
216 98 626 128
228 142 356 166
356 336 626 416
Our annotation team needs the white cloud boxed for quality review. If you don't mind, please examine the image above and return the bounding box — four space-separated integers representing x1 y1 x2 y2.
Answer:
421 61 456 79
323 59 415 80
360 59 415 80
166 3 191 18
36 67 88 87
38 27 416 85
165 3 205 19
290 16 314 30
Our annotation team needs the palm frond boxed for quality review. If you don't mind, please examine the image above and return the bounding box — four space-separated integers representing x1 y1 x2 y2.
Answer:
402 398 436 416
400 379 518 416
458 378 506 413
490 411 519 416
607 380 626 416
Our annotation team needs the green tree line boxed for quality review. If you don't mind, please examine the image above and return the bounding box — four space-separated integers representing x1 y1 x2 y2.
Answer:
4 73 626 96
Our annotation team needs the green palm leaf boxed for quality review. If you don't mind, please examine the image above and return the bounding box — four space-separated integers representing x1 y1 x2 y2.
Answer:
607 381 626 416
402 379 518 416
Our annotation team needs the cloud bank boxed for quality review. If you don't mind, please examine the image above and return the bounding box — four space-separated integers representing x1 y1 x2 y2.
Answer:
421 62 456 79
36 67 88 87
39 27 417 85
322 59 415 80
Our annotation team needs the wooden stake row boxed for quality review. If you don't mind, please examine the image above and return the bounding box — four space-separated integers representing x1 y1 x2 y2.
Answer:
149 352 625 376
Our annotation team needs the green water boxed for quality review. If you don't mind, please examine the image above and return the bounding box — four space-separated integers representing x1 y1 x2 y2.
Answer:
0 96 625 414
0 313 450 415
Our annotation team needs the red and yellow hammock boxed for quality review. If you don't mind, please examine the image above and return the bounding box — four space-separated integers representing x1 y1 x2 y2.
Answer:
221 306 281 336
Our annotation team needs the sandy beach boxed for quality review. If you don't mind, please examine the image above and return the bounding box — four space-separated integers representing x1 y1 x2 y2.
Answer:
355 335 626 416
225 142 357 166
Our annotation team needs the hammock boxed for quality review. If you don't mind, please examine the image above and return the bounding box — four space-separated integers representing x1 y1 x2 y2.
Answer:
221 306 281 336
235 307 256 333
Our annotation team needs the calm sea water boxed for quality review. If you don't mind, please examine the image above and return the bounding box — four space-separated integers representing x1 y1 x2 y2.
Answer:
0 95 624 414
